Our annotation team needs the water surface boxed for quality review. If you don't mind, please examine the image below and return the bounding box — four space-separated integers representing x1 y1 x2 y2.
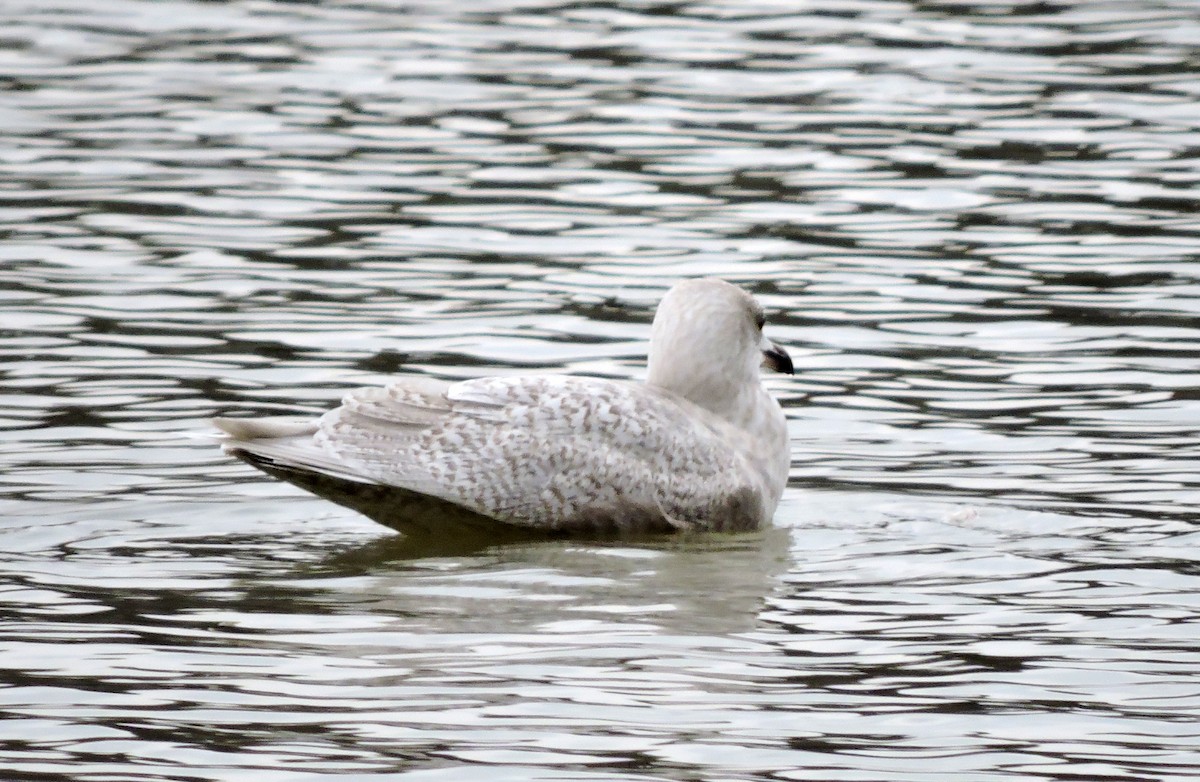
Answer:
3 1 1200 780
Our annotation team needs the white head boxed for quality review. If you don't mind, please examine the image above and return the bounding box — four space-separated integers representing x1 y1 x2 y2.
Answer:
646 278 792 421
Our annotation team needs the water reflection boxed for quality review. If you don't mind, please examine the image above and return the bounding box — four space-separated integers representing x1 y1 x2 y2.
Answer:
0 513 791 777
306 527 792 637
6 495 1198 779
4 0 1200 779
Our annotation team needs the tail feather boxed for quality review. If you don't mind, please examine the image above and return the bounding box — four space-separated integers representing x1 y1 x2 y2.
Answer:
213 416 317 440
216 415 511 541
214 416 368 484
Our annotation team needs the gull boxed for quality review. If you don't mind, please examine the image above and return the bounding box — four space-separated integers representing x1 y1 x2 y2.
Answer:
214 278 792 537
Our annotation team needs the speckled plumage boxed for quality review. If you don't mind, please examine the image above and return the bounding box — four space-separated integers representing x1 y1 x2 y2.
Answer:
215 278 792 535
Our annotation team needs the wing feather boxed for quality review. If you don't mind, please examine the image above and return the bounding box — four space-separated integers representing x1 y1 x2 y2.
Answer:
316 375 760 531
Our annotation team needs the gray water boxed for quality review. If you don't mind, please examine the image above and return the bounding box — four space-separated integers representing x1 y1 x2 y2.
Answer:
4 0 1200 779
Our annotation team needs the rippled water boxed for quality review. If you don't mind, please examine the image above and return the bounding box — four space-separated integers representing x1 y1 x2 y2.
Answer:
4 0 1200 779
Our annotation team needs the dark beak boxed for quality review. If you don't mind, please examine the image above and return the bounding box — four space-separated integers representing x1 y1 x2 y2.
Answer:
762 342 794 375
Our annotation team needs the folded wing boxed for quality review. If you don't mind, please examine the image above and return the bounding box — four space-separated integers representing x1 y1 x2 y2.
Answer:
312 374 762 532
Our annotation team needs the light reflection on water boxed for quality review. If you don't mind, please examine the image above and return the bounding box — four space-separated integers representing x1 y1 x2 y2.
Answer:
4 0 1200 779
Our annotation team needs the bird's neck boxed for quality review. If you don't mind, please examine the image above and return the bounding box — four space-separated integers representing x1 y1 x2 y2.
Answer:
648 364 762 429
